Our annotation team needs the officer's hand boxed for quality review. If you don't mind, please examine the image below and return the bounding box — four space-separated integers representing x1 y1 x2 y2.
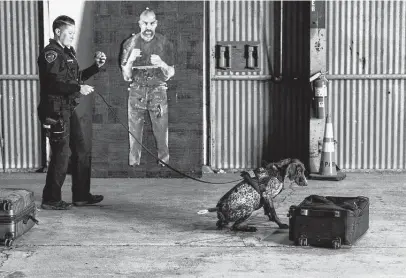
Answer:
94 51 107 68
128 48 142 62
151 54 164 67
80 85 94 95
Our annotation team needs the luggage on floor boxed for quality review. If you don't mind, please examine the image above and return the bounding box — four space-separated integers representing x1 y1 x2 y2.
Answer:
288 195 369 249
0 189 39 247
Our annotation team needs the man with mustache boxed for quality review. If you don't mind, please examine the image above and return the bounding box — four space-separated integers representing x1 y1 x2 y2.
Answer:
120 8 175 167
37 15 107 209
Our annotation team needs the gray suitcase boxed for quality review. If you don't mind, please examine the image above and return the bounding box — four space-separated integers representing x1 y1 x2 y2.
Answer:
0 189 39 247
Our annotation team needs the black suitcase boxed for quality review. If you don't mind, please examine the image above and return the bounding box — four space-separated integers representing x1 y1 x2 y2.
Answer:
0 189 39 247
288 195 369 249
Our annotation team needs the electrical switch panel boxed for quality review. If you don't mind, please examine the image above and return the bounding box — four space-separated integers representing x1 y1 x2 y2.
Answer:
215 41 260 73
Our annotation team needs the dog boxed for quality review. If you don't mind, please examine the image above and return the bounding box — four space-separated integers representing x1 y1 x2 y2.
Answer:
198 158 308 232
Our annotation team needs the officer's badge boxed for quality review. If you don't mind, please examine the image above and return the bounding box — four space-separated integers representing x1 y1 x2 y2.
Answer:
45 50 58 63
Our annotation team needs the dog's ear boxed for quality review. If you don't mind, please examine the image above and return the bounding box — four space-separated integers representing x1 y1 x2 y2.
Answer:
285 161 305 179
285 161 308 186
285 163 298 180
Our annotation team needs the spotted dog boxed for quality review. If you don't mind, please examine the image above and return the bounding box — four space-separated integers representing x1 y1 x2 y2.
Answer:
198 159 308 232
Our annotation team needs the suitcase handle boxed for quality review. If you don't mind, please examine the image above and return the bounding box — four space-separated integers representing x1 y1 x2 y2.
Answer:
299 208 342 218
23 215 39 225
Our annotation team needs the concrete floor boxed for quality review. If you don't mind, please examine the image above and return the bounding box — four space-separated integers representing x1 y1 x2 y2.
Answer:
0 172 405 277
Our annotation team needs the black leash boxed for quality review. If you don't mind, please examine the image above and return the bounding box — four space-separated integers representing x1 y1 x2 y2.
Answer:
96 91 243 185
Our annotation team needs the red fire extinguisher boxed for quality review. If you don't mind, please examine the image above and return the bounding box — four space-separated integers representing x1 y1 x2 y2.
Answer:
313 74 328 119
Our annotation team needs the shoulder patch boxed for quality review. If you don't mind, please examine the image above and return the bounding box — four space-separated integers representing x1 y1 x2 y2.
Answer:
45 50 58 63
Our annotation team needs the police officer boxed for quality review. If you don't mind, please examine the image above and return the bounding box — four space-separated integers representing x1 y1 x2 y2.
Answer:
38 15 107 210
120 8 175 167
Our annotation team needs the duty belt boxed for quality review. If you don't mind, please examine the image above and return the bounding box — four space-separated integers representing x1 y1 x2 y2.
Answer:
47 95 77 105
46 95 79 113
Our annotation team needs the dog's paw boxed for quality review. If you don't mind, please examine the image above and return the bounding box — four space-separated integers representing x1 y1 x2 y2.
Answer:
216 220 227 230
278 223 289 229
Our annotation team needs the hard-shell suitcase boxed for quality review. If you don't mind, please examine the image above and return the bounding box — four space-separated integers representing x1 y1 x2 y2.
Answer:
288 195 369 249
0 189 39 247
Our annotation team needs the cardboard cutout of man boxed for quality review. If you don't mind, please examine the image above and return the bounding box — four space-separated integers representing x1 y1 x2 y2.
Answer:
120 8 175 166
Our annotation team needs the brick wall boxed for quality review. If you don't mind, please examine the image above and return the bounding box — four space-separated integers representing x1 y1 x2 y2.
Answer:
92 1 204 178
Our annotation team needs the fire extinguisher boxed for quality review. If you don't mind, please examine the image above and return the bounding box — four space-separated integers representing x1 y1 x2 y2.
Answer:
313 73 328 119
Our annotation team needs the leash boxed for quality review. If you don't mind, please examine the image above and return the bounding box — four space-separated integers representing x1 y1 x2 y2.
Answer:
278 182 297 204
96 91 243 185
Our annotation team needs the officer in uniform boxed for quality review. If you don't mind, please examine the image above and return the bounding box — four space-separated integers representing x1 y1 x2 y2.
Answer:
120 8 175 167
37 15 107 210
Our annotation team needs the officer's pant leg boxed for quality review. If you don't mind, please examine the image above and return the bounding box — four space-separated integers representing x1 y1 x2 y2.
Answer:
70 109 92 202
43 111 71 203
128 93 146 166
149 86 169 164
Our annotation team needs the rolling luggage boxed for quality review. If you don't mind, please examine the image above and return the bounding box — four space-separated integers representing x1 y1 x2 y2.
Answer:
288 195 369 249
0 189 39 247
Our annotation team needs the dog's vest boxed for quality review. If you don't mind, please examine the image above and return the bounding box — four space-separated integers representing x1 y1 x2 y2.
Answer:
240 171 265 195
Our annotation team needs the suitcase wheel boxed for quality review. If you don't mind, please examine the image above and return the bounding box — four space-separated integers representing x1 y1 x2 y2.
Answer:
4 238 13 247
298 236 308 247
1 238 13 247
332 237 341 249
2 201 12 211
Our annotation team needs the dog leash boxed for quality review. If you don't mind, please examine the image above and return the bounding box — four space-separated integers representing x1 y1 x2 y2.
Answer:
96 91 243 185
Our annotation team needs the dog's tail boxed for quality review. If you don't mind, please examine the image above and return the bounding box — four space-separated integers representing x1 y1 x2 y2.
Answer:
197 207 218 214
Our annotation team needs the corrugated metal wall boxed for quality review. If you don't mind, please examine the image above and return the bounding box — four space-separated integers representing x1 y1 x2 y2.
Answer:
326 0 406 170
0 1 42 171
212 80 271 168
210 0 311 169
210 0 268 169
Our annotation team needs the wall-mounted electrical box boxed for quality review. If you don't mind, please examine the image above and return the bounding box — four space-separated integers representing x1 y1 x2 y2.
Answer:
215 44 231 69
245 45 259 69
215 41 260 73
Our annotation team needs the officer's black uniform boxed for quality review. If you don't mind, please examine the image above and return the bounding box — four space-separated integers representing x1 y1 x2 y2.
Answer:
37 39 100 207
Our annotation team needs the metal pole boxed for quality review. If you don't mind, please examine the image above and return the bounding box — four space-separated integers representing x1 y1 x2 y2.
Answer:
326 74 406 80
0 75 39 80
212 75 273 81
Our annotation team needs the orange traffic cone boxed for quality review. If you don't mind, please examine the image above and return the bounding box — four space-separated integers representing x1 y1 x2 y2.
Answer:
309 114 346 181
